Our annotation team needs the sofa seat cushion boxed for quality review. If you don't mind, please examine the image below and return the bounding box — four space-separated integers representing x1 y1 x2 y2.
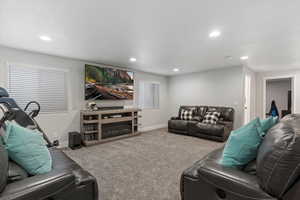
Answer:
8 161 28 183
49 148 81 171
190 122 224 137
168 120 189 131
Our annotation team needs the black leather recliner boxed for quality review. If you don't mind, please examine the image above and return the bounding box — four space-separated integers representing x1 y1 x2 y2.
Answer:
169 106 234 142
0 87 99 200
181 114 300 200
0 148 98 200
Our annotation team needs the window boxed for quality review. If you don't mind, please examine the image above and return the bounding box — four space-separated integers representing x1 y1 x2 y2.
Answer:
8 64 68 113
138 82 159 109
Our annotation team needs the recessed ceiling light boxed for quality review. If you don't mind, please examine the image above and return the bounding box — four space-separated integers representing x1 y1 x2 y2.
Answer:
173 68 180 72
209 30 221 38
129 57 137 62
39 35 52 42
240 56 249 60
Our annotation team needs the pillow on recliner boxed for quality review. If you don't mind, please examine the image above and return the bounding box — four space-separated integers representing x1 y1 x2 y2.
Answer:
0 132 8 192
220 118 263 167
257 115 300 198
2 122 52 175
259 116 278 137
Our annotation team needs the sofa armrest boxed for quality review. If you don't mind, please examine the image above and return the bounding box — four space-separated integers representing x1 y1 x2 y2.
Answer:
217 120 233 129
170 117 180 120
218 121 233 140
0 169 75 200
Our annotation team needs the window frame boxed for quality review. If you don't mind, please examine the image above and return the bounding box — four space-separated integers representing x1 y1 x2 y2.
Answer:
138 81 160 110
6 62 71 114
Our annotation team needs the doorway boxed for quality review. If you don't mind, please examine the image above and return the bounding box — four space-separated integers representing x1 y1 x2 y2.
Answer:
263 77 294 119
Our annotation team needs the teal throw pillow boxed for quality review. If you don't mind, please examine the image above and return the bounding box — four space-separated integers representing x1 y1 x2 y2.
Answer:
2 122 52 175
220 118 263 167
260 116 278 136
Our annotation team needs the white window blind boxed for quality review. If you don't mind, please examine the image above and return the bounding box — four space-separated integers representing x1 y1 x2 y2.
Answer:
8 64 68 113
138 82 159 109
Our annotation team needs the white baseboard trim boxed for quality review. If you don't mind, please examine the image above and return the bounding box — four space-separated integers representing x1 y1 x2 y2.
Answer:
140 124 167 132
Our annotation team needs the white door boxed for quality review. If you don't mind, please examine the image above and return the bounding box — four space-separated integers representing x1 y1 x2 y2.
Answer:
244 74 251 124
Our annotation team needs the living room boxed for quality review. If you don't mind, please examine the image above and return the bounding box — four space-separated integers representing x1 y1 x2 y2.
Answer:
0 1 300 200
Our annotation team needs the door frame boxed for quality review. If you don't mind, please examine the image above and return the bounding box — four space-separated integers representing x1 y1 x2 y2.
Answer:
244 74 251 124
263 75 296 119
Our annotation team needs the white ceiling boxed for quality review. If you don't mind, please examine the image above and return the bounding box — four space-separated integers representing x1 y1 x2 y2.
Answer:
1 0 300 75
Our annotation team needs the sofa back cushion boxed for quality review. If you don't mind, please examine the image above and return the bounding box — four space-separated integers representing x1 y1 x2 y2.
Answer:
257 114 300 198
0 134 8 192
208 106 234 122
178 106 234 122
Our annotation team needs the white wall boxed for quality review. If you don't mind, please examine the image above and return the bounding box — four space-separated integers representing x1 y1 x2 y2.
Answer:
0 46 169 146
266 80 291 118
168 66 245 128
256 70 300 119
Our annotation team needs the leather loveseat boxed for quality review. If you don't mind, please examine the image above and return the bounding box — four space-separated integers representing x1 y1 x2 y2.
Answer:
181 114 300 200
0 147 98 200
168 106 234 142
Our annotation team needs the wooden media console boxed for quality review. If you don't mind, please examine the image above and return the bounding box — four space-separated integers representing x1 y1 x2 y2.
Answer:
80 108 141 146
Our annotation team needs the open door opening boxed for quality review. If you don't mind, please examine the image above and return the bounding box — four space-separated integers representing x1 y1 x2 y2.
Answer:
264 77 294 119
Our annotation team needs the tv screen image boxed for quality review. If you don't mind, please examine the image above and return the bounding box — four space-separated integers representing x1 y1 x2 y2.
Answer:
85 64 134 100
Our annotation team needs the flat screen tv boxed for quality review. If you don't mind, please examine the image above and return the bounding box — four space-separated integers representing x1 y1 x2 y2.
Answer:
85 64 134 100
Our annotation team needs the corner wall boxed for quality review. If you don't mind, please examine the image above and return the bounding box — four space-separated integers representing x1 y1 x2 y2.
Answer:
0 46 169 146
168 66 245 128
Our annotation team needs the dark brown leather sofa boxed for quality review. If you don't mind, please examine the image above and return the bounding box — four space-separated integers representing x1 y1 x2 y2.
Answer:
181 114 300 200
168 106 234 142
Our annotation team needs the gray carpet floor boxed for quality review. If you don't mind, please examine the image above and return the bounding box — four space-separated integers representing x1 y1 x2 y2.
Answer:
64 129 223 200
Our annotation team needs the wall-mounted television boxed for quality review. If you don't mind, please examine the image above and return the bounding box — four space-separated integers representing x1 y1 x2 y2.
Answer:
85 64 134 100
